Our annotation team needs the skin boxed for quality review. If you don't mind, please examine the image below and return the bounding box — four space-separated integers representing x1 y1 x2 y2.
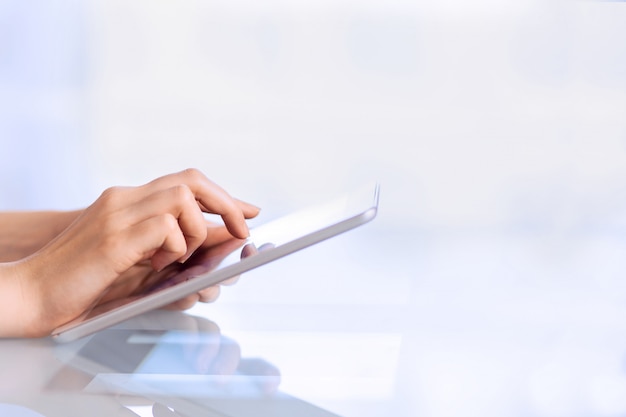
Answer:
0 169 260 338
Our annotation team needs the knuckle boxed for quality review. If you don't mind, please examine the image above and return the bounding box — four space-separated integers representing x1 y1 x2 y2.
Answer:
170 184 199 214
171 184 194 201
98 186 126 209
158 213 180 233
180 168 204 183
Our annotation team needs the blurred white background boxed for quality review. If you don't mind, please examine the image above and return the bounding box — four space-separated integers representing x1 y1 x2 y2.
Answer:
1 0 626 233
3 1 626 417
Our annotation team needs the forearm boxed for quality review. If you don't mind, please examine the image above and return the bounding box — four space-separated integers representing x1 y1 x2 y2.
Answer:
0 210 81 262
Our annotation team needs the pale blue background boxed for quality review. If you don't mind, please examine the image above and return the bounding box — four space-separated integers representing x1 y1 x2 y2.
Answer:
2 1 626 416
0 0 625 233
0 0 91 209
0 0 626 228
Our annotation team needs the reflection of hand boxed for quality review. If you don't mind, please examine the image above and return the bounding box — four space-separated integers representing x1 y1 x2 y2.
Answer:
86 310 282 394
0 337 140 415
172 314 282 395
0 169 260 338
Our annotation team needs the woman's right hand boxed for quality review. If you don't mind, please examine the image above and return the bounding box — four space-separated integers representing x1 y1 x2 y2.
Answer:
0 169 260 338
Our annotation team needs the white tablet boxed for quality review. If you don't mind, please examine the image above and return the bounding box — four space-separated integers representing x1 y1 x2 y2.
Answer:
52 182 379 343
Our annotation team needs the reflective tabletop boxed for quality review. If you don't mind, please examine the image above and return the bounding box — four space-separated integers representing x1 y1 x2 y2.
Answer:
2 224 626 417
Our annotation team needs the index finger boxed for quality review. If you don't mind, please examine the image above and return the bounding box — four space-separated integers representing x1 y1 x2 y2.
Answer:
143 169 259 239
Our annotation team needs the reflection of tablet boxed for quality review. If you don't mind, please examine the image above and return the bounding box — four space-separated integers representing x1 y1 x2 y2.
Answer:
52 182 379 343
51 311 343 416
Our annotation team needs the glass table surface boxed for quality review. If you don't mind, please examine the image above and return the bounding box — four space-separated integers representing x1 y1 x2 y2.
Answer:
2 225 626 417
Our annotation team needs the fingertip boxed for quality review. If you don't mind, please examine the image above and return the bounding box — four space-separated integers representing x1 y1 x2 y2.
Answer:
237 200 261 219
223 215 251 239
245 207 261 219
225 226 248 240
234 226 251 240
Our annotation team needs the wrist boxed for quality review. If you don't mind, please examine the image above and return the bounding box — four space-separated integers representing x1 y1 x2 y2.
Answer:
0 260 49 338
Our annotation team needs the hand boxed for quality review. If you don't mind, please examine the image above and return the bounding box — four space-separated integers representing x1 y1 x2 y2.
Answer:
88 229 248 316
0 169 260 338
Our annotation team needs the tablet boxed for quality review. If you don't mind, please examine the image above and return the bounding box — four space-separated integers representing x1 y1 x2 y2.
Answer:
51 182 380 343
